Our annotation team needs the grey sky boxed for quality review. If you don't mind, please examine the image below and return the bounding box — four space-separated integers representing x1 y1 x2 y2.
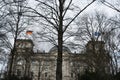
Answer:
22 0 119 53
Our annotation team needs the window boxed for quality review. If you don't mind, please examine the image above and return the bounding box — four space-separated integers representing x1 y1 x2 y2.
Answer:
77 73 80 80
26 43 31 48
71 73 73 78
45 72 47 77
95 44 99 50
17 69 21 76
17 59 23 65
70 62 73 66
32 61 38 65
31 72 34 78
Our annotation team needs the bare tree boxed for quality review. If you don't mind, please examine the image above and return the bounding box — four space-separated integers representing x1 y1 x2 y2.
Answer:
73 12 120 77
101 0 120 74
0 0 33 79
24 0 96 80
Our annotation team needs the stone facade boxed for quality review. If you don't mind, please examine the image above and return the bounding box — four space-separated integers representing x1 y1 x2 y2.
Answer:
7 39 110 80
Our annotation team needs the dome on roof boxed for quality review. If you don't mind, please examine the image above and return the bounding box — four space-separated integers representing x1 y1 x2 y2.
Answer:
49 46 71 53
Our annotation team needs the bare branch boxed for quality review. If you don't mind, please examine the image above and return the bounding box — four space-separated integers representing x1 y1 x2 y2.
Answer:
63 0 96 33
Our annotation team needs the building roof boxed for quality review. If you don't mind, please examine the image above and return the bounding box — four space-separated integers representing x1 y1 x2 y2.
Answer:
49 46 71 53
16 39 34 46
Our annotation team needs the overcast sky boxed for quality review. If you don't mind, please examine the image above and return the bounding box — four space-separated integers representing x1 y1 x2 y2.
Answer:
25 0 119 53
1 0 120 71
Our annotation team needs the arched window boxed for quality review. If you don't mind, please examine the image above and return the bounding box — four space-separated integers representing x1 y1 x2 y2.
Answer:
16 57 24 65
17 60 23 65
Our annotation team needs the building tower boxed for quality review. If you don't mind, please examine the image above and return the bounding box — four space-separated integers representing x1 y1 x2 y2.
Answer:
7 39 34 78
85 40 110 74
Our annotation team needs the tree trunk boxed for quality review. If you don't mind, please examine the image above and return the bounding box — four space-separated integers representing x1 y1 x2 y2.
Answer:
8 11 20 78
38 61 41 80
56 1 64 80
8 49 15 77
56 32 63 80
